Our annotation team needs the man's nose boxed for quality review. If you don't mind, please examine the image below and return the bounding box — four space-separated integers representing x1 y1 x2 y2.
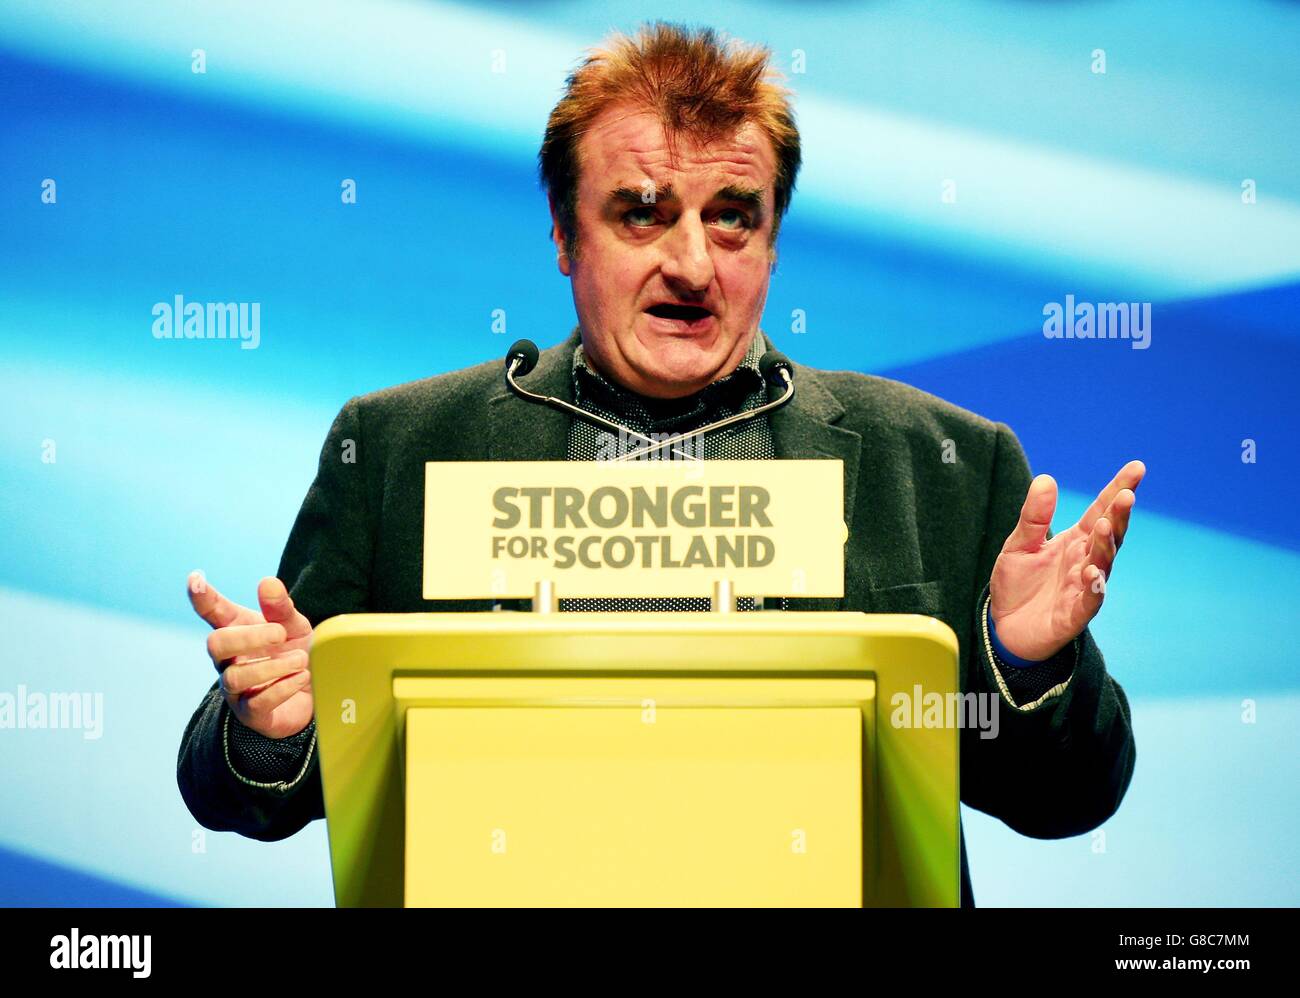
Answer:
659 213 715 292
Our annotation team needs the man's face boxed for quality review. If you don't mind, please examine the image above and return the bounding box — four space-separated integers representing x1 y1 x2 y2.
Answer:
553 104 778 399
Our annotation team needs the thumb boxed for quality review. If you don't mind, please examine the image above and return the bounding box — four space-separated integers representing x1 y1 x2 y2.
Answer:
1002 474 1056 554
257 577 312 640
188 571 261 628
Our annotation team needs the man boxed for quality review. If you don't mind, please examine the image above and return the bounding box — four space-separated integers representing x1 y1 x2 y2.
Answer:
178 22 1141 907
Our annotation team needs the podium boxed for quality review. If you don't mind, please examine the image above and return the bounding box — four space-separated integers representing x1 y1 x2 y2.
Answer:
310 608 960 907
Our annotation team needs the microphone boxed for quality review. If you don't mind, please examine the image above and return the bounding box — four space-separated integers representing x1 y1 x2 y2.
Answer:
503 340 796 462
505 339 539 378
759 349 792 388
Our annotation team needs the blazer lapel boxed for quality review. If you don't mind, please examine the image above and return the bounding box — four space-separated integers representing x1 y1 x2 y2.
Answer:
488 327 580 461
764 332 877 606
765 333 862 543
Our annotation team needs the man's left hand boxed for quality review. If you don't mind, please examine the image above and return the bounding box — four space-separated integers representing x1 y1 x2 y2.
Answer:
989 460 1146 661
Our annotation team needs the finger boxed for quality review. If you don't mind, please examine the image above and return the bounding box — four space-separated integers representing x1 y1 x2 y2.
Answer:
1002 474 1057 554
1076 518 1117 626
234 669 312 725
220 648 309 698
1084 515 1118 587
1104 488 1136 550
188 572 261 629
257 577 313 641
1079 562 1107 622
206 622 288 667
1078 460 1146 534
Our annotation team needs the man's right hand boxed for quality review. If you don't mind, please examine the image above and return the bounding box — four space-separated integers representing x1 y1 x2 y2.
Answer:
187 572 315 739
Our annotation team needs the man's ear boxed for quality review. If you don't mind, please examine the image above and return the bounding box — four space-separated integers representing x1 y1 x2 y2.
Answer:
547 195 572 277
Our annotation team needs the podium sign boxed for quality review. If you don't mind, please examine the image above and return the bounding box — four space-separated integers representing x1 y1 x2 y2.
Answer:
423 459 846 600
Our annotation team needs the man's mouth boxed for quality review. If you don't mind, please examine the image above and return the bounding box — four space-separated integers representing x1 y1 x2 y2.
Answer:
645 303 714 325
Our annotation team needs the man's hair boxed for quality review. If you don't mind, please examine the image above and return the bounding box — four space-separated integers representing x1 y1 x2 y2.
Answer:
538 21 802 262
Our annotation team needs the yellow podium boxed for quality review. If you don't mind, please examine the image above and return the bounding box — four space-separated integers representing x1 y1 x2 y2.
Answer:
310 609 960 907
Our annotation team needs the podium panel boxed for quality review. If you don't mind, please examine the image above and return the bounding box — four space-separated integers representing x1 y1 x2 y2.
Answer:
405 703 864 907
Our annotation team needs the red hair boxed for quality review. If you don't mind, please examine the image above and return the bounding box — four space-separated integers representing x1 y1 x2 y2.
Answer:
539 21 802 260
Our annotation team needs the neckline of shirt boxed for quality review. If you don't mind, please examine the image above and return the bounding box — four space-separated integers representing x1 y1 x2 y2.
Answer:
571 331 768 432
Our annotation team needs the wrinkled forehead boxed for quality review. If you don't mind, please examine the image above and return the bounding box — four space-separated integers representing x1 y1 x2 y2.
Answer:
576 104 777 204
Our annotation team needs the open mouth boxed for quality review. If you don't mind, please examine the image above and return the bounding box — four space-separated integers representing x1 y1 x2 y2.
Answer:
645 303 713 322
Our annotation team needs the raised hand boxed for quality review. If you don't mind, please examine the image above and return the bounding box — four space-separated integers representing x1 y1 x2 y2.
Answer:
988 460 1145 662
188 572 315 739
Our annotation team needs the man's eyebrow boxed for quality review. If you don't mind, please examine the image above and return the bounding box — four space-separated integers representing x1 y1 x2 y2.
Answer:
713 184 766 209
607 183 676 206
605 183 767 209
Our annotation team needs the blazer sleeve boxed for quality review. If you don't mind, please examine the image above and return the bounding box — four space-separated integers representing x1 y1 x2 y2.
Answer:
176 396 374 840
958 421 1137 839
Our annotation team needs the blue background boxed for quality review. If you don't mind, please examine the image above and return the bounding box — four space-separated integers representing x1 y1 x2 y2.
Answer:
1 0 1296 906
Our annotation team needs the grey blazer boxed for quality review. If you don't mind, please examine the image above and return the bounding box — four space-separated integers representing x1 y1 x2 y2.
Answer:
177 328 1136 906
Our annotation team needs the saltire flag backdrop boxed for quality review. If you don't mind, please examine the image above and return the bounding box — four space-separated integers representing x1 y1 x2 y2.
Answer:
0 0 1296 906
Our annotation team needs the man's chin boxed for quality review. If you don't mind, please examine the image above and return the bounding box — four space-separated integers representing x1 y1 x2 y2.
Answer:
625 338 733 397
625 361 722 398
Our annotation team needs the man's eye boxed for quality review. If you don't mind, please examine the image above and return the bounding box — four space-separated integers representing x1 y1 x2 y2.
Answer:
624 207 657 227
715 209 751 230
